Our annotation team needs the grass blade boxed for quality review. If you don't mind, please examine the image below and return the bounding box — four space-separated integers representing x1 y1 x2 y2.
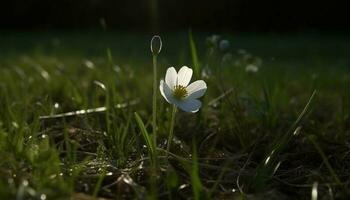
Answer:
189 30 200 77
134 112 154 157
190 140 203 200
92 172 106 198
253 90 317 191
134 112 158 198
308 135 342 185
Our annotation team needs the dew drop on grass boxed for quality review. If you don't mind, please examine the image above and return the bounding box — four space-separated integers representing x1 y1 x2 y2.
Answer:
137 161 144 169
264 150 275 165
178 184 188 190
293 126 302 136
122 174 135 185
264 156 271 165
106 172 113 176
273 161 282 175
93 80 106 91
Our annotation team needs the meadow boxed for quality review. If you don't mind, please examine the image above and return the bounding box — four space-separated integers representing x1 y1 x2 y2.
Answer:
0 31 349 199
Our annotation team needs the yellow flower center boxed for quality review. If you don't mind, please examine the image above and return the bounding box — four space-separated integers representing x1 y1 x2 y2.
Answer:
173 85 188 100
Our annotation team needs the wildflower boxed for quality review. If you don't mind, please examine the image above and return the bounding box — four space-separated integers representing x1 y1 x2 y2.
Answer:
219 40 230 52
206 35 221 47
245 64 259 73
84 60 95 69
201 66 212 79
160 66 207 113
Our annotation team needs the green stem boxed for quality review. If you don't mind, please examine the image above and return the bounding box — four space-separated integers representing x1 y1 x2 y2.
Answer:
167 105 177 154
151 53 158 199
150 35 161 198
152 54 158 149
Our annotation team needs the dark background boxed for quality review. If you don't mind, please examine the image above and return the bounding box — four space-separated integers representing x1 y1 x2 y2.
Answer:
1 0 349 32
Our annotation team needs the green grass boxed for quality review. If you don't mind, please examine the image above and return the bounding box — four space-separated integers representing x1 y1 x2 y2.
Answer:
0 31 349 199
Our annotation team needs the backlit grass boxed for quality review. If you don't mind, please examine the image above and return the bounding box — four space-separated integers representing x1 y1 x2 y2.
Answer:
0 31 349 199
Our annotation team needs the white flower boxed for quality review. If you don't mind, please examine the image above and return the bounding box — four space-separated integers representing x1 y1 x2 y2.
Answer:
245 64 259 73
219 40 230 52
159 66 207 113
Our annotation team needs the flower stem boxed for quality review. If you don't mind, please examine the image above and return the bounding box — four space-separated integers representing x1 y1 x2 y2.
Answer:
150 35 161 199
152 54 158 149
151 35 161 151
167 105 177 154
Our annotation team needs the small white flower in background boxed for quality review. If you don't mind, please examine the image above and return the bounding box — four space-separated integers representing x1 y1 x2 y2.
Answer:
160 66 207 113
245 64 259 73
219 40 230 52
84 60 95 69
201 66 212 79
113 65 121 73
206 35 221 47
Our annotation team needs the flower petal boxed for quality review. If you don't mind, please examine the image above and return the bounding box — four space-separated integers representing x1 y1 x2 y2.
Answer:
159 80 173 103
165 67 177 89
177 99 202 113
186 80 207 99
177 66 193 87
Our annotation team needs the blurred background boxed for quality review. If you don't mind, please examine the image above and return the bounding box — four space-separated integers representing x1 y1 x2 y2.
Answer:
1 0 349 32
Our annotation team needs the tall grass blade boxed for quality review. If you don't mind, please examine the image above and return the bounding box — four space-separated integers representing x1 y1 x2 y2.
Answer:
92 172 106 198
253 90 317 191
134 112 158 198
189 30 200 77
106 48 114 67
190 140 203 200
134 112 154 157
208 161 230 196
308 135 342 185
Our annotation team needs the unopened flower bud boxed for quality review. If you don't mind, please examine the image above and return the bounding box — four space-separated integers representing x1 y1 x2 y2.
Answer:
150 35 162 55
